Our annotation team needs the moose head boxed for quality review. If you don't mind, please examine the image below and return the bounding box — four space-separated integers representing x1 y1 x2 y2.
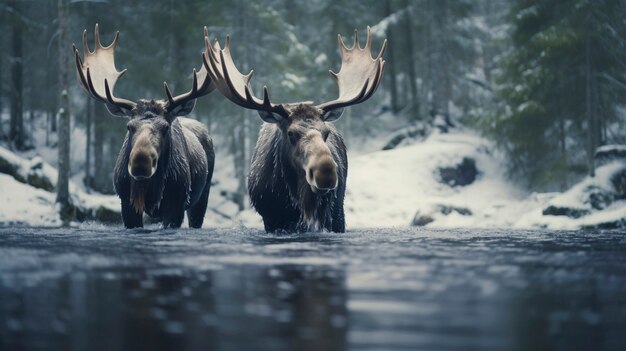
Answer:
204 27 386 194
73 24 215 181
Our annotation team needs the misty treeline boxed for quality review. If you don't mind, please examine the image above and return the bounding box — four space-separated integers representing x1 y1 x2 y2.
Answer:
1 0 626 204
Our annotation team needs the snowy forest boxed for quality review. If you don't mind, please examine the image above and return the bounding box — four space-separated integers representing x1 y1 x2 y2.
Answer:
2 0 626 230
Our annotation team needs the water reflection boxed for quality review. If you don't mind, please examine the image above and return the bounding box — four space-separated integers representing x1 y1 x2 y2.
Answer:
0 265 347 351
1 228 626 351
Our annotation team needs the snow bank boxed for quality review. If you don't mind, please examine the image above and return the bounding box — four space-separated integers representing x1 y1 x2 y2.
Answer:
519 162 626 229
3 123 626 231
345 127 626 230
345 128 528 228
0 173 60 226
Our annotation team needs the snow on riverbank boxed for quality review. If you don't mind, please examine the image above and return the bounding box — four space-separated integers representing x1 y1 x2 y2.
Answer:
345 128 626 230
0 173 60 226
344 128 532 228
2 126 626 230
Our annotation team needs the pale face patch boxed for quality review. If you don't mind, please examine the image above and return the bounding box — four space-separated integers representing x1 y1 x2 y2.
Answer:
124 106 171 213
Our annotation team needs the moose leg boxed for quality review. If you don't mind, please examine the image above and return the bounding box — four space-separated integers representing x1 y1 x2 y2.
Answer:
121 200 143 228
162 202 185 229
331 191 346 233
187 183 210 229
331 206 345 233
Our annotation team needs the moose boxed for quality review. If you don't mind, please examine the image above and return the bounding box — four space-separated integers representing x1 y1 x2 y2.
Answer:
204 27 386 232
73 25 215 229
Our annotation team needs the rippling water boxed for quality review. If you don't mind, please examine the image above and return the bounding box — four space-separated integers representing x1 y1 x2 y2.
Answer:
0 227 625 350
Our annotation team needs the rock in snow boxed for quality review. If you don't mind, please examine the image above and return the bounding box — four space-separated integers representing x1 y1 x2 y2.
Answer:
595 144 626 167
438 157 478 187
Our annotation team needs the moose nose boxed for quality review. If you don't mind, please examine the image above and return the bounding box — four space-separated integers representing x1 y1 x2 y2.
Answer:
311 157 338 190
129 152 157 180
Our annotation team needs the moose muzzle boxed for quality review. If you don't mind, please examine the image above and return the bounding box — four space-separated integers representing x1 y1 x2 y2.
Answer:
309 155 338 192
128 130 158 180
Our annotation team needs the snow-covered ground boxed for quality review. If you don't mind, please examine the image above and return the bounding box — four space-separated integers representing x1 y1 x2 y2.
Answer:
345 127 626 229
2 122 626 230
345 128 536 228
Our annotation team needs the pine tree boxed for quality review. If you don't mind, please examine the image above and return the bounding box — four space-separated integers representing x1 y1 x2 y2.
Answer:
489 0 626 189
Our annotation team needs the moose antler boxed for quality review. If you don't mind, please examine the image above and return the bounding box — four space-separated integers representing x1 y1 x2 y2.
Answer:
163 27 216 113
203 29 290 118
316 26 387 112
204 27 386 120
73 24 136 115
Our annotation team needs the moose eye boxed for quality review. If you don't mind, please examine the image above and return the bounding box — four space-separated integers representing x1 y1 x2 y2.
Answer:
287 130 299 144
322 129 330 141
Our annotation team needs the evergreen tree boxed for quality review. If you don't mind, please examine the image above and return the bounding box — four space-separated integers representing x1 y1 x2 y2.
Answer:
489 0 626 189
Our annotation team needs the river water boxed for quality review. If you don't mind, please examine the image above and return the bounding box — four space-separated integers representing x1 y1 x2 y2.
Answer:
0 227 625 350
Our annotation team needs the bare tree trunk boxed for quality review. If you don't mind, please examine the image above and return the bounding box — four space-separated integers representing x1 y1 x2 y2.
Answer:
232 0 248 211
93 105 106 192
559 112 567 190
384 0 399 114
403 0 419 119
85 99 92 188
0 30 4 140
421 0 433 119
430 0 451 124
9 1 24 150
57 0 74 224
232 123 246 211
585 11 595 177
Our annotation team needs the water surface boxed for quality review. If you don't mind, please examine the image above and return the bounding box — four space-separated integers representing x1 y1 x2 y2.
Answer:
0 227 625 350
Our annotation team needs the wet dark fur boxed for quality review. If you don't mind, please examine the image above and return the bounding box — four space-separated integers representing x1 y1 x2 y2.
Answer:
248 105 347 233
113 101 215 229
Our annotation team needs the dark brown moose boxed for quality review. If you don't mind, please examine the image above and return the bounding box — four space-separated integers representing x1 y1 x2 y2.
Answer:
204 26 386 232
74 25 215 229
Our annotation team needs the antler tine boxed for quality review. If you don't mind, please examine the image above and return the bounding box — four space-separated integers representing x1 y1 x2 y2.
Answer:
163 29 216 114
220 48 257 105
338 33 349 58
376 39 388 60
204 33 289 118
163 81 175 104
316 27 387 112
107 31 120 50
73 45 88 92
82 29 90 57
74 24 135 114
94 23 102 49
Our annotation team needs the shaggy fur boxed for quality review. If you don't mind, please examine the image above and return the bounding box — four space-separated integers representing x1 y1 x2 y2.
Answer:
248 104 347 233
113 100 214 229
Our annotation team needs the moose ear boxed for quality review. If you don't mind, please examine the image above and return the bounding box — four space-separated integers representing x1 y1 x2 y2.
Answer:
322 108 344 122
168 99 196 118
257 110 283 124
105 102 134 118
